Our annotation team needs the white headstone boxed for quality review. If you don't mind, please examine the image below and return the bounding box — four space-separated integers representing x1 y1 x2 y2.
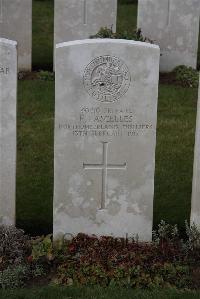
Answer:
0 0 32 71
137 0 200 72
54 0 117 45
0 38 17 225
191 75 200 226
54 39 160 241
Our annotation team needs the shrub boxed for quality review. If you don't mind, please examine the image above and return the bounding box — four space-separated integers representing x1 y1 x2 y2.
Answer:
54 233 192 289
0 265 29 289
30 234 54 262
91 27 154 44
173 65 199 88
0 226 29 270
38 70 55 81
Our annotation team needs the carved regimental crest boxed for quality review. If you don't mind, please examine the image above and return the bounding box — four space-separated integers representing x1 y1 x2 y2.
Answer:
83 55 131 103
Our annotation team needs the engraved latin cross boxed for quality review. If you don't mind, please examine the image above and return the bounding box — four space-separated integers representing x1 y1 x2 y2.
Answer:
83 142 127 210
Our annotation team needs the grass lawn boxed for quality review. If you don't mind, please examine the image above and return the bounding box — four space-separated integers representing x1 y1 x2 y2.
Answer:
16 80 54 234
154 85 197 229
32 0 54 70
0 286 200 299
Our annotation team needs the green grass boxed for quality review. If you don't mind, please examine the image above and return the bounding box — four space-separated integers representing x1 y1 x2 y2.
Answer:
32 0 54 70
117 3 138 32
154 85 197 229
0 286 200 299
16 80 54 235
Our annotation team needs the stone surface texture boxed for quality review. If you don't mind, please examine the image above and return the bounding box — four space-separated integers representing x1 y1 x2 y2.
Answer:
191 75 200 227
54 39 160 241
0 38 17 225
54 0 117 45
137 0 200 72
0 0 32 71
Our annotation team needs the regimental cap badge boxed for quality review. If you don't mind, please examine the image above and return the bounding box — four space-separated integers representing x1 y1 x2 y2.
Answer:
83 55 131 103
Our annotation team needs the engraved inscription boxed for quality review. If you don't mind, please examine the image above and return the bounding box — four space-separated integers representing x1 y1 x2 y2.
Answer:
59 106 153 138
83 0 87 25
0 0 3 23
83 142 127 210
0 66 9 75
83 56 131 103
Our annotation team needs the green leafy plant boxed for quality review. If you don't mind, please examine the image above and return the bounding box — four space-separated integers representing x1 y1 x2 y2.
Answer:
173 65 199 88
91 27 154 44
185 221 200 250
38 71 55 81
0 265 29 289
153 220 179 245
30 234 54 262
0 226 29 270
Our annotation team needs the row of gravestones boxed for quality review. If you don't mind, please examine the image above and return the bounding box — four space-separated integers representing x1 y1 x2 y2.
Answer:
0 0 199 72
0 36 200 241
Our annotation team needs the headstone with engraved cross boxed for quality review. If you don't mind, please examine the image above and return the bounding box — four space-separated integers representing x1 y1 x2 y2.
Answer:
0 0 32 71
54 39 160 241
54 0 117 47
191 76 200 227
137 0 200 72
0 38 17 225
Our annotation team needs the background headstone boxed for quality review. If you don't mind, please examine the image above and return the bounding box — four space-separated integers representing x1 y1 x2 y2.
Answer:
54 0 117 45
137 0 200 72
0 0 32 71
54 39 160 241
0 38 17 225
191 75 200 227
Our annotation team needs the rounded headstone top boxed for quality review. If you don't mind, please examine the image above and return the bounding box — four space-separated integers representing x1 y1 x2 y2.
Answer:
0 37 17 46
56 38 160 51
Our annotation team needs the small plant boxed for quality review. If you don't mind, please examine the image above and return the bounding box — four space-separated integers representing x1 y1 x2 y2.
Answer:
91 27 153 44
18 71 27 80
153 220 179 245
173 65 199 88
31 263 45 277
0 265 29 289
0 226 29 270
185 221 200 250
38 70 55 81
30 234 54 262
